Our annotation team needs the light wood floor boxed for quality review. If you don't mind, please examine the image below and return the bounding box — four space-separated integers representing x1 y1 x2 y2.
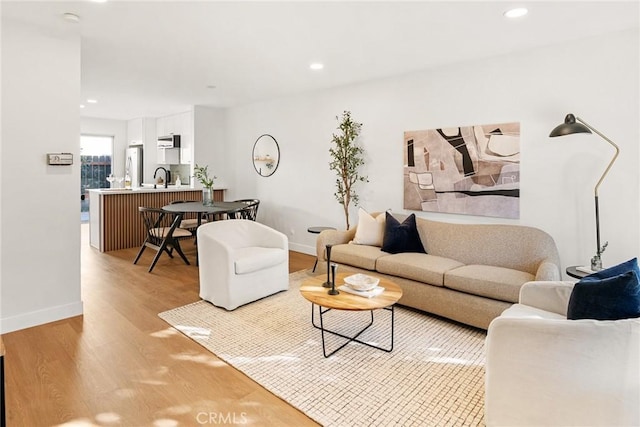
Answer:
2 224 320 426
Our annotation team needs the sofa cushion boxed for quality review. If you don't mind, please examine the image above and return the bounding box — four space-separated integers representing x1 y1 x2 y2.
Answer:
331 243 386 271
444 265 535 303
376 253 464 286
352 208 385 246
381 212 425 254
567 270 640 320
414 217 560 277
234 247 287 275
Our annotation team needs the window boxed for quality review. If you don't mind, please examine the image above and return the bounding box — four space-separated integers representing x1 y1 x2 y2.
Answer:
80 135 113 222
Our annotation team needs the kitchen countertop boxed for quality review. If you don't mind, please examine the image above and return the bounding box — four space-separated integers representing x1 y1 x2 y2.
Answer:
88 186 226 194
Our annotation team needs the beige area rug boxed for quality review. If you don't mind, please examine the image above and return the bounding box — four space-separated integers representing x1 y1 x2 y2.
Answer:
159 270 487 426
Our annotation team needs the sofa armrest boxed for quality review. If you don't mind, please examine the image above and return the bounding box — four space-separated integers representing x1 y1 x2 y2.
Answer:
485 316 640 426
315 228 356 261
518 281 574 316
534 259 561 281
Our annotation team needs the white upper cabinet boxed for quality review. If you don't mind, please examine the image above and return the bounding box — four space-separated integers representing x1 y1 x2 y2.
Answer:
156 111 194 165
127 117 156 146
127 118 144 145
179 111 194 165
156 118 165 138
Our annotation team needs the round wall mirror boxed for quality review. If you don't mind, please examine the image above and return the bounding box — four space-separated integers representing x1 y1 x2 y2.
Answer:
252 134 280 177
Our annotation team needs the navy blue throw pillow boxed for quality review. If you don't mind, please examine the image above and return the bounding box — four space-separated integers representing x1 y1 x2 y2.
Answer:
567 270 640 320
581 257 640 282
381 212 426 254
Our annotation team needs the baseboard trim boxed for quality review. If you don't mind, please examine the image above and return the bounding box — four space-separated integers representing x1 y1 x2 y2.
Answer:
289 242 315 256
1 300 84 334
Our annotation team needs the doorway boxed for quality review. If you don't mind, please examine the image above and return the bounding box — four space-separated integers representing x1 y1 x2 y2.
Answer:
80 134 113 222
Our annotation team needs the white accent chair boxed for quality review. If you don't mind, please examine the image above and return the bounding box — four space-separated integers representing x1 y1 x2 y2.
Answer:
197 219 289 310
485 281 640 426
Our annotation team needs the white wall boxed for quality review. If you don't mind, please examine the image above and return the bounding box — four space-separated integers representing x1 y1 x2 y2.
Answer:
81 117 128 178
194 105 229 191
1 11 83 332
226 29 639 275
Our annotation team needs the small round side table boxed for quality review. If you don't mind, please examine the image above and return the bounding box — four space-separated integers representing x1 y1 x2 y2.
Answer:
307 226 336 272
566 266 590 280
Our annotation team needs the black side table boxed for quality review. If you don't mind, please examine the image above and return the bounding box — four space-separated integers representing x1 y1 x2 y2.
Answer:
566 266 591 280
307 226 336 272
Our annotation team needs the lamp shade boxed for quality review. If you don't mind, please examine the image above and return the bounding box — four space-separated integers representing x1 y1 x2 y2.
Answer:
549 113 592 137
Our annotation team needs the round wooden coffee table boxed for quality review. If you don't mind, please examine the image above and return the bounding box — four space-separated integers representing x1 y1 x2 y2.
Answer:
300 272 403 357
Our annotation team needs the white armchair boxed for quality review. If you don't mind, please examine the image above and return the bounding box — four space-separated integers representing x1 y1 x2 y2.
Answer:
485 281 640 426
197 219 289 310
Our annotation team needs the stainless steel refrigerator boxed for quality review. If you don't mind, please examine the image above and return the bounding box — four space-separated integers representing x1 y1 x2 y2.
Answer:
125 146 143 188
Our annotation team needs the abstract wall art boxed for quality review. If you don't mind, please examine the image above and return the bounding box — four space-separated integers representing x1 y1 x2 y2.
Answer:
403 122 520 219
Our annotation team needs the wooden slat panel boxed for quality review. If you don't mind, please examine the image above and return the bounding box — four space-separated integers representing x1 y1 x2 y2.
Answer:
100 190 215 252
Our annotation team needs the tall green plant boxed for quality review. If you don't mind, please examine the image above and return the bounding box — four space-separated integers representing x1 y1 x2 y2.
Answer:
329 111 368 229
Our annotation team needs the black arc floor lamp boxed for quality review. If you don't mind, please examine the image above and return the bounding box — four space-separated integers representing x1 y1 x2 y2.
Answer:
549 113 620 270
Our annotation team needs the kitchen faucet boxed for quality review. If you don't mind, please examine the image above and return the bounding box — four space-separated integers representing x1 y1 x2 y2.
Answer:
153 167 171 189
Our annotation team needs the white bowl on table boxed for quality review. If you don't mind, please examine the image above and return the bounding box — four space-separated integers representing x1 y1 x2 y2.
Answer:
343 273 380 291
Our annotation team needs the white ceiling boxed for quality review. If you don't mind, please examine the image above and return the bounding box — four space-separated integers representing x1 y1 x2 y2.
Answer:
3 1 639 121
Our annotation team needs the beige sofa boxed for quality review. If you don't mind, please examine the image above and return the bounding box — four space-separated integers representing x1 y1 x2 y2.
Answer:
316 213 561 329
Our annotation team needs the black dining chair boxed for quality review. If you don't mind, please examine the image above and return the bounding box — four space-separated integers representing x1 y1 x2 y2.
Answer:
133 207 192 272
229 199 260 221
169 200 208 235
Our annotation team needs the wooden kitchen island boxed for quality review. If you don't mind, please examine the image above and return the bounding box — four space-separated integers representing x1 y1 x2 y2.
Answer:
88 187 225 252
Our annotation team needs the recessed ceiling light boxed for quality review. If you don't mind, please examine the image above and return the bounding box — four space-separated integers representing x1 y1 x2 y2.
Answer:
80 104 85 109
87 99 98 103
309 63 324 71
504 7 528 18
91 0 108 3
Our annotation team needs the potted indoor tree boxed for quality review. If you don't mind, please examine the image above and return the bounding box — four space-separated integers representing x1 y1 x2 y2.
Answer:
329 110 368 229
194 164 216 206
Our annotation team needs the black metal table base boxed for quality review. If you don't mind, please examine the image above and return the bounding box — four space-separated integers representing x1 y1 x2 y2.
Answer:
311 303 395 358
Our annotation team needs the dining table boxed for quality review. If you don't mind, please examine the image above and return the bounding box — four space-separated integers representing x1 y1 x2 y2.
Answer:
161 200 249 227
